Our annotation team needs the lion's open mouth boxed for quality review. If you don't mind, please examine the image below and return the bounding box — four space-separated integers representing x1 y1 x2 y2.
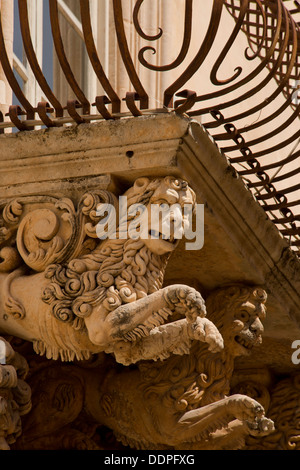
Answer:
234 335 256 350
149 229 178 244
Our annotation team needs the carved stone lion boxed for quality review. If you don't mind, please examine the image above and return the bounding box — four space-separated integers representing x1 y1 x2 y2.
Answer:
12 284 274 450
0 176 226 448
101 284 274 450
0 177 223 364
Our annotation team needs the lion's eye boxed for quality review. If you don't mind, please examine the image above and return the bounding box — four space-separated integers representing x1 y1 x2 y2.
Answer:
172 179 181 189
279 420 289 429
236 310 249 322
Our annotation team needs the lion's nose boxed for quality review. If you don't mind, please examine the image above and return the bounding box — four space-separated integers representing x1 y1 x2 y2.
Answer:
249 317 264 334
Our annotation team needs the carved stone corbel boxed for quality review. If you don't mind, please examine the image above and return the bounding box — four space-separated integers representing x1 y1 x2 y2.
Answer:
0 176 275 450
0 177 223 363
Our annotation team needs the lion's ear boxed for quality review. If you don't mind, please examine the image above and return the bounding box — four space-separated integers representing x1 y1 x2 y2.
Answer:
124 177 151 204
133 177 150 192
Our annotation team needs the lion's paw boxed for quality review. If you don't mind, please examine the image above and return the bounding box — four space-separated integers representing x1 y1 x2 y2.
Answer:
164 285 206 322
228 394 265 424
189 317 224 353
246 416 275 437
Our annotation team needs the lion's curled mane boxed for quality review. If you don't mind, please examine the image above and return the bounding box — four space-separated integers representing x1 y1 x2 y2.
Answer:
41 177 184 331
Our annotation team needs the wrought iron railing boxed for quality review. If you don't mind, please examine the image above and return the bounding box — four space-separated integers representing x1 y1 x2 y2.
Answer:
0 0 299 254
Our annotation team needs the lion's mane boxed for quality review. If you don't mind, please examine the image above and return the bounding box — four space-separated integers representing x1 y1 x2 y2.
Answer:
42 177 182 330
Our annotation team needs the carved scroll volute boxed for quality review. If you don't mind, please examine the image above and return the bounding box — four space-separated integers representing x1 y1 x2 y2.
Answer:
0 197 77 273
0 247 22 273
0 191 119 273
0 201 22 273
79 190 119 240
15 200 76 272
16 208 69 272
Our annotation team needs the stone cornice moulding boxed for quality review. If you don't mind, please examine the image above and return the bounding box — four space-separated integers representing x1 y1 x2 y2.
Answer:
0 111 299 325
0 112 183 193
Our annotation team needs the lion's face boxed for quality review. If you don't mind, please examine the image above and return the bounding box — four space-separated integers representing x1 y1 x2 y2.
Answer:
230 296 265 356
139 177 196 255
206 286 267 358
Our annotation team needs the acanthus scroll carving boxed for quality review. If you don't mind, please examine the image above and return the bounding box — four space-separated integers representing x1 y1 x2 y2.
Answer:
0 191 117 274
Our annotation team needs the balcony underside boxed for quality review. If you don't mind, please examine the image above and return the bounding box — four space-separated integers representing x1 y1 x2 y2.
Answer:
0 111 299 374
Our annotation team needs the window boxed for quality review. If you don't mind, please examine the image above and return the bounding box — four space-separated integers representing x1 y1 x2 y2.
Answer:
13 0 100 107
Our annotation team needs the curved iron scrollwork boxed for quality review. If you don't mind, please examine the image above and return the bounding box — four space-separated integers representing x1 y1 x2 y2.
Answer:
135 0 193 72
0 0 299 252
